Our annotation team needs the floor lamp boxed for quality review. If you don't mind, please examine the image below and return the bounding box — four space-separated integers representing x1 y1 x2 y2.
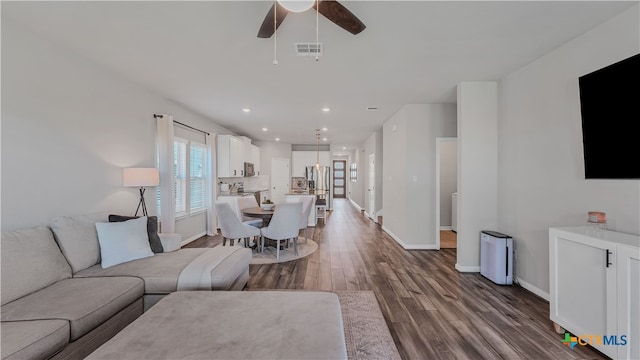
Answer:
123 168 160 217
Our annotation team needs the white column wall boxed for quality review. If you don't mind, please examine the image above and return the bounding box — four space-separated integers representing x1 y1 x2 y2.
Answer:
456 82 498 271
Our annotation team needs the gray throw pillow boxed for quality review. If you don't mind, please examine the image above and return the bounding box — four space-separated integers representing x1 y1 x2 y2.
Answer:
108 215 164 253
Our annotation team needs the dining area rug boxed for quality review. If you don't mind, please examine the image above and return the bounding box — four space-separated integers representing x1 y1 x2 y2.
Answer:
250 238 318 264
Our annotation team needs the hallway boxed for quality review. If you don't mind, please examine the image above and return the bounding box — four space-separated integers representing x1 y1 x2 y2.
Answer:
187 198 604 359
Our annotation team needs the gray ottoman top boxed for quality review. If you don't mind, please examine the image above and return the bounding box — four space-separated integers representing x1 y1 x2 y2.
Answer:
87 291 347 360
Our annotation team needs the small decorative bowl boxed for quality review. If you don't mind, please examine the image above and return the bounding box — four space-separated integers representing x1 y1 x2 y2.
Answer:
261 204 275 211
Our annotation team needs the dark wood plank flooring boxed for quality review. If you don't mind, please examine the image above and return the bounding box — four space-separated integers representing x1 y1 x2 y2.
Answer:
186 199 606 360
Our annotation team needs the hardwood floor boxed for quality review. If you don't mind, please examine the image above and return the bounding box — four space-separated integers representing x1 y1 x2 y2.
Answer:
186 199 606 360
440 230 457 249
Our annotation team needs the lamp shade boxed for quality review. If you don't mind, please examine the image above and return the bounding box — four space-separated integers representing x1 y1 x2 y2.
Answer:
123 168 159 187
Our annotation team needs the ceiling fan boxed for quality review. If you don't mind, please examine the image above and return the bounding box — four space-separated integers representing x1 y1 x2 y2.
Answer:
257 0 366 38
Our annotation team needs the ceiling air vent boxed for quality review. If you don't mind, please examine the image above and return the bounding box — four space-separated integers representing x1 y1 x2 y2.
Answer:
295 43 323 57
366 106 380 111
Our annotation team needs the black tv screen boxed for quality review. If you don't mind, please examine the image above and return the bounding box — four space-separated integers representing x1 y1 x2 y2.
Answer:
578 53 640 179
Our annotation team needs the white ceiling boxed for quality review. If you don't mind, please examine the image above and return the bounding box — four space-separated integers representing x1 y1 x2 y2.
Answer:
3 1 634 148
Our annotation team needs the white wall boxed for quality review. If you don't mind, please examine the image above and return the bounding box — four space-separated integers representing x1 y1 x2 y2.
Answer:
456 82 498 271
1 18 232 241
498 5 640 297
361 129 383 219
383 104 457 249
252 141 292 178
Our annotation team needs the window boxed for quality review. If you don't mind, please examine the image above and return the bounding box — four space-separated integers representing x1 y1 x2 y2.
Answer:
173 137 207 217
189 143 206 211
350 163 357 182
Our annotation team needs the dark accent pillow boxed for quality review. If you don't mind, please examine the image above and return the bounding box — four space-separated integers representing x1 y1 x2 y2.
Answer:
108 215 164 253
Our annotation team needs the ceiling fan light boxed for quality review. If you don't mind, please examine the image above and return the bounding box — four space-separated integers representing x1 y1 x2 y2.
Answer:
278 0 315 13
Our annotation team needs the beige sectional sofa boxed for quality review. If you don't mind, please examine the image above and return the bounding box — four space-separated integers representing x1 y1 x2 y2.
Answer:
1 213 252 360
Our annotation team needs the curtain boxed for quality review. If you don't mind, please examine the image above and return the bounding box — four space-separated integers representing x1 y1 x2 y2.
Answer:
156 114 176 233
206 132 217 235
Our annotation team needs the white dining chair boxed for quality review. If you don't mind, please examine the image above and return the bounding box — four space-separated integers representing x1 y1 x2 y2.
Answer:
298 196 314 243
215 201 260 247
260 202 302 259
237 195 263 228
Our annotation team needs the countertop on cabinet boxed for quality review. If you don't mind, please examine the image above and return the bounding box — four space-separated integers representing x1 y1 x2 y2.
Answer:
286 190 327 196
242 189 269 193
218 192 254 197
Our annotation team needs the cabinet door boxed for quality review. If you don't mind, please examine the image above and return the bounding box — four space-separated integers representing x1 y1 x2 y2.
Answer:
250 144 261 175
617 244 640 360
217 135 231 177
229 136 243 177
549 229 617 358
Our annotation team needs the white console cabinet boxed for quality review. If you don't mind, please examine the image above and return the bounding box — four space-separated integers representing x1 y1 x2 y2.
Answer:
549 227 639 359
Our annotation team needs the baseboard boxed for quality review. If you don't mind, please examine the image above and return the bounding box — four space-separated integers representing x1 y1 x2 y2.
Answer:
516 277 550 301
181 231 206 246
381 226 438 250
440 226 452 231
348 197 363 211
364 211 378 223
455 263 481 272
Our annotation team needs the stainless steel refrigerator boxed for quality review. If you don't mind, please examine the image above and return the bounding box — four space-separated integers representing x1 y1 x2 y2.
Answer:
305 166 332 210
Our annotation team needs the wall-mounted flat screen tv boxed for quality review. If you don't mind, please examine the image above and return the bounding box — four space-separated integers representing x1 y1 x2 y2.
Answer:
578 53 640 179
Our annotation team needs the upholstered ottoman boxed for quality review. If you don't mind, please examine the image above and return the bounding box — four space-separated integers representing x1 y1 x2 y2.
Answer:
86 291 347 359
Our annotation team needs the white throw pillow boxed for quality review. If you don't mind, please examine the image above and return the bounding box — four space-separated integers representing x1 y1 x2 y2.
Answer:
95 216 154 268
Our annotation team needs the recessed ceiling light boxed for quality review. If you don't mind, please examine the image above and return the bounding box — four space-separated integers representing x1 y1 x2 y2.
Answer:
262 127 268 131
242 108 251 113
342 147 346 150
275 138 280 141
322 137 328 141
321 127 328 131
322 107 330 112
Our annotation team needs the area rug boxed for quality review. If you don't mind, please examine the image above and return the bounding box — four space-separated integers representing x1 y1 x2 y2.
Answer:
336 290 402 360
250 238 317 264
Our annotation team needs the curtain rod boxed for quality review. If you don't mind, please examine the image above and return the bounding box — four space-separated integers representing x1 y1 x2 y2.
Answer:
153 114 210 136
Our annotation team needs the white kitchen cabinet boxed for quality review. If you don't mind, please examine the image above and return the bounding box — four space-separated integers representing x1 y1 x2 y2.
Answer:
217 135 244 177
549 227 639 359
249 144 261 176
291 151 330 177
617 244 640 360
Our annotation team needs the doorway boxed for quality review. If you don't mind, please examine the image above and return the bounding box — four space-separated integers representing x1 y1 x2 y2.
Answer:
333 160 346 198
367 154 376 222
435 137 457 249
270 158 290 204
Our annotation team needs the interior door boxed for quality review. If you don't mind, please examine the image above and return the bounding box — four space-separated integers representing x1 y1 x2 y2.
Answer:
333 160 346 198
270 158 290 204
368 154 375 220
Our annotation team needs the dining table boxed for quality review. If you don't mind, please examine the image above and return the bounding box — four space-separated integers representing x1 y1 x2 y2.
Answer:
242 206 275 227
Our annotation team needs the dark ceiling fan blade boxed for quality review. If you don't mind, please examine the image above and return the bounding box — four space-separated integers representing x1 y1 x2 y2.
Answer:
257 2 289 38
314 0 366 35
